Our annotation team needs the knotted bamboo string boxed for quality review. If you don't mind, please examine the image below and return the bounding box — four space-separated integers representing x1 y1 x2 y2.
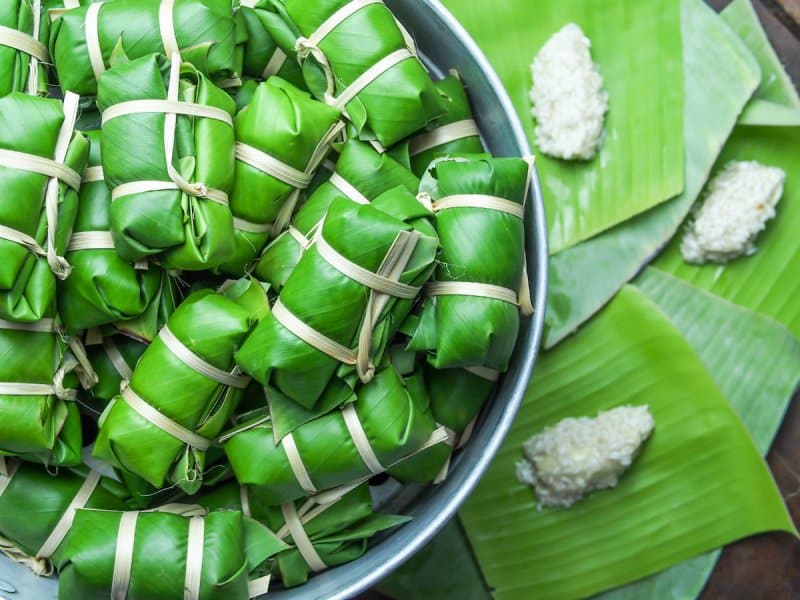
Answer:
103 337 134 382
117 382 212 452
36 471 102 559
408 119 481 157
111 511 138 600
280 501 328 573
158 326 250 389
183 516 204 600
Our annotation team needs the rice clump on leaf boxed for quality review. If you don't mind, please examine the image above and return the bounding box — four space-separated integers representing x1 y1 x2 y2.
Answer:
681 160 786 264
516 405 654 509
529 23 608 160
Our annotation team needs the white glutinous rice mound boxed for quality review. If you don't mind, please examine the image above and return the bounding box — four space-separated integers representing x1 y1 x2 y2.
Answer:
515 405 654 510
681 160 786 264
529 23 608 160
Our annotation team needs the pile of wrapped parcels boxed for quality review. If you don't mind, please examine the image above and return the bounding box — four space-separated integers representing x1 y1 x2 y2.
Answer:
0 0 532 596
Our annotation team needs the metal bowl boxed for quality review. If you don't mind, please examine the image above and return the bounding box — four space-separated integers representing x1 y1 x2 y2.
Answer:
0 1 547 598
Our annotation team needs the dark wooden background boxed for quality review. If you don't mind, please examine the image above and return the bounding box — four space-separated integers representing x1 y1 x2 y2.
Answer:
371 1 800 598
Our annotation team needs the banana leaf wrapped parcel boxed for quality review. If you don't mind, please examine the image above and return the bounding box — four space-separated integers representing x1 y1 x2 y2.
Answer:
222 365 446 504
408 155 532 371
406 74 483 177
238 0 304 86
0 92 88 322
0 316 77 458
197 482 409 587
254 138 420 291
0 460 131 570
49 0 242 96
58 131 163 333
0 0 49 96
237 187 438 410
98 53 237 270
82 332 148 412
93 279 269 493
112 269 181 343
277 0 445 146
55 508 285 600
221 76 341 275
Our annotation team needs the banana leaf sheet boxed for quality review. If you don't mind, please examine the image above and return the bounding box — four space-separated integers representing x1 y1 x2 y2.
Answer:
93 280 269 494
98 53 237 270
650 0 800 337
0 92 88 322
442 0 685 253
0 461 131 568
58 131 163 333
197 482 408 587
407 155 529 371
0 0 49 96
49 0 242 96
458 286 795 600
221 76 341 275
543 0 761 347
238 188 437 411
653 130 800 340
222 365 439 504
55 508 284 600
598 267 800 600
380 268 800 600
276 0 445 147
406 74 484 177
254 138 419 292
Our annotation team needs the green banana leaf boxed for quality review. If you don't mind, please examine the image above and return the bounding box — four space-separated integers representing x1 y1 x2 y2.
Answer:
597 267 800 600
459 285 795 600
57 131 163 333
0 0 49 95
650 7 800 338
222 365 437 504
405 74 484 178
49 0 242 96
32 401 83 466
0 319 72 456
113 269 181 343
0 461 131 563
425 364 494 435
381 266 800 600
220 76 341 275
722 0 800 109
238 189 437 411
543 0 761 348
56 508 282 600
83 333 148 411
93 281 269 493
0 92 88 322
407 155 528 371
254 139 419 292
377 519 491 600
197 482 409 587
98 53 237 270
278 0 445 147
652 123 799 337
443 0 685 253
238 1 305 87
